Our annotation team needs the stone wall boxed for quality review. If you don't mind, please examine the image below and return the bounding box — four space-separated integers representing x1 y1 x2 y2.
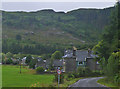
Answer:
86 58 100 70
65 57 77 72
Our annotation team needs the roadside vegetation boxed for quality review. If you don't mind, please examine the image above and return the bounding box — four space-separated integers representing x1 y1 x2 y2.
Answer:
97 78 119 89
93 2 120 87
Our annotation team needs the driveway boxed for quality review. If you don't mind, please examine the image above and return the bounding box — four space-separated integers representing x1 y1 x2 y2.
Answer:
68 77 110 89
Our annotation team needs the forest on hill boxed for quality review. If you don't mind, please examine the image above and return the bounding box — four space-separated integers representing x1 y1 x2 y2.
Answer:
93 2 120 85
2 6 115 55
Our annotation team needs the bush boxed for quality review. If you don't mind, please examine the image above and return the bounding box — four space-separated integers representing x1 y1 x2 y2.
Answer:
67 73 74 78
13 61 18 65
29 59 37 69
54 74 64 84
114 74 120 85
77 67 85 77
91 71 102 77
77 67 92 77
84 67 92 76
72 72 79 78
6 58 13 64
36 67 44 74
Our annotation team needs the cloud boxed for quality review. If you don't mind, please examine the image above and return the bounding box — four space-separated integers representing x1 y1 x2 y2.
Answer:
1 0 117 2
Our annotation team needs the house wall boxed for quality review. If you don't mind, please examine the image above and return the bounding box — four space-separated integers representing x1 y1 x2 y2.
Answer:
65 57 76 72
36 62 46 69
86 58 100 71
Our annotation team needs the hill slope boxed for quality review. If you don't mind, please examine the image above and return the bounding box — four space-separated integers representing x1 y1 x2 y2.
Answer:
2 7 114 42
2 7 115 54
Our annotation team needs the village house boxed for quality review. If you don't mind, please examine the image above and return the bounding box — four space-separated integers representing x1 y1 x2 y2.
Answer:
62 47 100 72
21 57 27 65
35 57 46 69
35 57 50 69
53 59 64 71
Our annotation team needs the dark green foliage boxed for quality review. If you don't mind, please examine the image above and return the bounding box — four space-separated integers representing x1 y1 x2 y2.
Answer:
77 67 85 76
71 67 101 78
77 67 92 77
72 72 79 78
67 73 74 78
16 34 21 41
84 67 92 76
25 55 32 65
2 7 114 43
12 61 18 65
93 2 120 85
41 54 51 60
2 39 63 55
36 67 45 74
93 3 120 60
6 58 13 64
106 52 119 77
29 59 37 69
51 51 62 60
54 74 64 84
114 74 120 85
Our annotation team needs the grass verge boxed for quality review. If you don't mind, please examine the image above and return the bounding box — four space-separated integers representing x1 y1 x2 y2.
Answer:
97 77 120 89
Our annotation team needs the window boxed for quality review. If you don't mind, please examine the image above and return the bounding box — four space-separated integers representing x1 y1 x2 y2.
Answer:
79 62 83 65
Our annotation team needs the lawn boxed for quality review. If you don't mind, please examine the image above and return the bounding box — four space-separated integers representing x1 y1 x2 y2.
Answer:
0 65 2 88
2 65 54 87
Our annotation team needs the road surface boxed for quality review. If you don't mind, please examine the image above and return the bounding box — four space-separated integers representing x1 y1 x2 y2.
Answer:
68 77 110 89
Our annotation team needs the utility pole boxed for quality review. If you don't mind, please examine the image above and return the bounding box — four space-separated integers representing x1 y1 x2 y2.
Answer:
20 59 21 74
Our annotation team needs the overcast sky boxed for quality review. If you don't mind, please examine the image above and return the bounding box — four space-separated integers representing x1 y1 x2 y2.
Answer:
1 1 117 12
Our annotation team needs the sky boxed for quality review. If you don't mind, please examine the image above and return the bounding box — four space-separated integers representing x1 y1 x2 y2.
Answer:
1 0 117 12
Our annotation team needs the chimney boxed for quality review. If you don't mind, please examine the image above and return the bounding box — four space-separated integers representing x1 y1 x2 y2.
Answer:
88 48 91 57
73 46 77 56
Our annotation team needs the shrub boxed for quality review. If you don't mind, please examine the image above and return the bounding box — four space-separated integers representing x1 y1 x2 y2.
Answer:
13 61 18 65
72 72 79 78
36 67 44 74
29 59 37 69
114 74 120 85
77 67 85 77
91 71 102 77
77 67 93 77
6 58 13 64
84 67 92 76
67 73 74 78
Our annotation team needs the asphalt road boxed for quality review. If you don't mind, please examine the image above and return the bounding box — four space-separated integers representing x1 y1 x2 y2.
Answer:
68 77 110 89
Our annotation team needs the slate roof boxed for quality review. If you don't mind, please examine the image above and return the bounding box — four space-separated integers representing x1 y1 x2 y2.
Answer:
76 50 88 62
53 60 63 67
62 50 73 58
22 57 26 60
63 50 98 62
36 57 43 62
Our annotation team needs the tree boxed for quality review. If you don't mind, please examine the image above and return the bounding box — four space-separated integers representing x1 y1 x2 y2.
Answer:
93 2 120 85
25 55 32 65
106 52 119 78
6 52 13 59
93 2 120 60
51 51 62 60
16 34 21 41
29 59 37 69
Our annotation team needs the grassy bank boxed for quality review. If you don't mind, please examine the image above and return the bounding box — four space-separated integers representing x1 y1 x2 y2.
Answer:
59 77 83 87
2 65 54 87
97 77 119 89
